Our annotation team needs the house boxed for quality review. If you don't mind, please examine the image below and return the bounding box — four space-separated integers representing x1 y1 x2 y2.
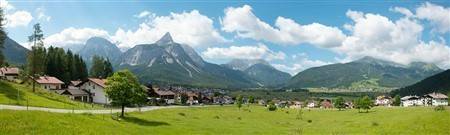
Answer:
307 101 318 108
401 96 421 107
289 101 304 109
68 80 82 89
258 99 266 106
77 78 109 104
344 101 354 109
56 88 90 102
33 76 64 90
320 99 333 109
148 87 176 104
422 92 448 106
0 67 19 81
187 92 199 105
375 95 392 106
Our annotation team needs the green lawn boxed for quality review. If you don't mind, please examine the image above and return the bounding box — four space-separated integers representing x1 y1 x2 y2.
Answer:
0 106 448 134
0 81 103 109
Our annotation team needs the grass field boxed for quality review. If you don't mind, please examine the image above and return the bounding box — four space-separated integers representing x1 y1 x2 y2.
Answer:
0 81 103 109
1 105 448 134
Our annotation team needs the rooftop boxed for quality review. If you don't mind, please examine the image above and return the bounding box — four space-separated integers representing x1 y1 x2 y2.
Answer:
34 76 64 84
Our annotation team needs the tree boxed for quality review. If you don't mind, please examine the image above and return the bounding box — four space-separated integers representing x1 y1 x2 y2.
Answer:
333 96 345 111
27 23 46 92
180 93 188 105
105 70 146 117
393 95 401 106
90 55 113 78
0 8 6 66
248 96 255 104
355 96 373 113
235 95 243 110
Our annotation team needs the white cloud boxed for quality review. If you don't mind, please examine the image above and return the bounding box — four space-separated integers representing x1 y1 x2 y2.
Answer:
134 10 153 19
221 5 346 48
391 7 414 18
0 0 14 11
5 10 33 28
112 10 226 49
273 53 331 75
36 8 51 21
415 2 450 33
201 44 285 61
333 9 450 68
44 27 110 47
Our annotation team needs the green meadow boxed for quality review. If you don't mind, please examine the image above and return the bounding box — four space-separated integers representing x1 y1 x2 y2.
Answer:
0 81 103 109
1 106 448 135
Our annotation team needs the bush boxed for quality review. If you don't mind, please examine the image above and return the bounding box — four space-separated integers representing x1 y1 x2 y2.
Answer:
434 106 445 111
267 102 277 111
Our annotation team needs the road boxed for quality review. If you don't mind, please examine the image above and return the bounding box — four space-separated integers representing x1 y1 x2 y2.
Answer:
0 104 195 114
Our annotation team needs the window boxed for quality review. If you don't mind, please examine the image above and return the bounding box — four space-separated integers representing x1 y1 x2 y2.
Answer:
93 85 95 89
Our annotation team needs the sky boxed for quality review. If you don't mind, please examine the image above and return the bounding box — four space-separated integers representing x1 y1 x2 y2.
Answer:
1 0 450 75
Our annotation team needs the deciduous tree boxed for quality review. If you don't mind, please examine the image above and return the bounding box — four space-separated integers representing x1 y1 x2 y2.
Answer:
333 96 345 111
105 70 146 117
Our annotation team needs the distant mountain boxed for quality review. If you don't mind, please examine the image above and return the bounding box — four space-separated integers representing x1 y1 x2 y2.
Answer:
223 59 291 87
244 63 291 87
2 37 29 65
78 37 122 65
117 32 257 88
392 69 450 96
287 56 443 89
223 59 270 71
61 44 85 53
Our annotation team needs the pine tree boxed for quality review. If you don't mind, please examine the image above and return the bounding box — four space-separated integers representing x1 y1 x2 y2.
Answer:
27 23 46 92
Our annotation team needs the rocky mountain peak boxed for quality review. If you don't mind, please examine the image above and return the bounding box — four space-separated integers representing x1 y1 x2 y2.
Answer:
156 32 174 45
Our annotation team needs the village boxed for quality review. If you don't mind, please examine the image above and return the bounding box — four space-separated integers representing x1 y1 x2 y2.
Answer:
1 66 448 110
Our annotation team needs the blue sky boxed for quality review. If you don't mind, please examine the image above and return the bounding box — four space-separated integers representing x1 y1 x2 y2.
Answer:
2 0 450 75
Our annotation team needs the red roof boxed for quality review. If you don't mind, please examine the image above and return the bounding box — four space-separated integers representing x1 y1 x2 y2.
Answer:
88 78 107 88
1 67 19 75
34 76 64 84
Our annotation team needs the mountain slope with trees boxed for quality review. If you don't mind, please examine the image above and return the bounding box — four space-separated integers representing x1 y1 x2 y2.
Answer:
392 69 450 96
287 56 442 89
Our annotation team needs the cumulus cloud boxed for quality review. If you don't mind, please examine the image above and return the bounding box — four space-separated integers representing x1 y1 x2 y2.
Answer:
415 2 450 33
0 0 14 11
44 27 110 47
5 10 33 28
221 5 346 48
201 44 285 61
112 10 226 48
273 53 331 75
36 8 51 21
333 9 450 68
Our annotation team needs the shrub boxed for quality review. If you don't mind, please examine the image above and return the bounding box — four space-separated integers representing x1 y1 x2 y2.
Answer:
267 102 277 111
434 106 445 111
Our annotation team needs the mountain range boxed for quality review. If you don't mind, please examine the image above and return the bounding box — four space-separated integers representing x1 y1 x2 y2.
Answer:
287 56 442 89
2 34 445 90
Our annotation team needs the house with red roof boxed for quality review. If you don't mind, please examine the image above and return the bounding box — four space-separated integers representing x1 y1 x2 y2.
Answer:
77 78 110 104
33 76 64 90
0 67 19 81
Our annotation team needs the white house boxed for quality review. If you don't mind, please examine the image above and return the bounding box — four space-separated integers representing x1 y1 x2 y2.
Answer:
0 67 19 81
375 95 392 106
34 76 64 90
423 92 448 106
78 78 110 104
401 96 421 107
56 88 90 102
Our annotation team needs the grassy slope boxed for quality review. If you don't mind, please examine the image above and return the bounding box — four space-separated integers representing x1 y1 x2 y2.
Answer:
0 81 103 109
0 106 448 134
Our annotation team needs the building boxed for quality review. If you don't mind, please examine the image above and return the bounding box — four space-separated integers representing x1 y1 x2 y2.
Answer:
77 78 109 104
68 80 82 89
56 88 90 102
307 101 318 108
289 101 304 109
422 92 448 106
148 87 176 104
0 67 19 81
375 95 392 106
401 96 421 107
33 76 64 90
320 99 333 109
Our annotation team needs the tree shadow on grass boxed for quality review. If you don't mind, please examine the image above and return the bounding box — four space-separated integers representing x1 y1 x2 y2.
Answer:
0 82 25 101
123 116 170 126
